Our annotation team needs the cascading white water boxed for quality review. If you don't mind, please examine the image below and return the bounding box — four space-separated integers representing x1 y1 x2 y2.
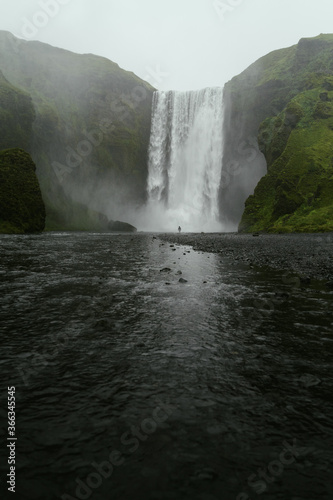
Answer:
146 87 224 232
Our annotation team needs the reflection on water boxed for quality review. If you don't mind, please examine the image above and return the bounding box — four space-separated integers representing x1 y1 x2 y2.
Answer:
0 233 332 500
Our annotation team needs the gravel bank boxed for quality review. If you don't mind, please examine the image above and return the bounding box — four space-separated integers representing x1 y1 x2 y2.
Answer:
158 232 333 286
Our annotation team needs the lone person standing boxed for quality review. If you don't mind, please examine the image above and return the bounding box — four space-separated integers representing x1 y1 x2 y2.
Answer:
178 226 181 233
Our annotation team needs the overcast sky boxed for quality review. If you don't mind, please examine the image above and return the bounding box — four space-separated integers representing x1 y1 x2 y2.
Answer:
1 0 333 91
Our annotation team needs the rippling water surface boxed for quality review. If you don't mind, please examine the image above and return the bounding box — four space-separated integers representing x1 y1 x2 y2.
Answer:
0 233 332 500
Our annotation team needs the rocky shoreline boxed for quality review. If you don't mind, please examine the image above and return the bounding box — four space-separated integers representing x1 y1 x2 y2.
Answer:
158 232 333 287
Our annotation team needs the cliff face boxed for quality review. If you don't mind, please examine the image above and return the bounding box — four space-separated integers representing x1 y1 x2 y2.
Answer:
0 73 45 234
223 33 333 233
0 149 45 233
0 31 155 230
0 70 35 151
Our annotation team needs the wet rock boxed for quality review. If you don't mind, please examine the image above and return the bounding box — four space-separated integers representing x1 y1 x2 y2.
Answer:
160 268 172 273
108 220 137 233
157 233 333 283
179 278 188 283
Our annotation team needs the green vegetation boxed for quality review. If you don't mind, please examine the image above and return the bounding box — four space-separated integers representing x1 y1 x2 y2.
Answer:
4 30 333 233
0 31 155 230
224 34 333 233
0 70 35 151
0 149 45 233
0 73 44 233
240 90 333 232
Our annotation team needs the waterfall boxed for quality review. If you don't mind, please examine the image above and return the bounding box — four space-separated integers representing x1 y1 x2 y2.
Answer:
146 87 224 232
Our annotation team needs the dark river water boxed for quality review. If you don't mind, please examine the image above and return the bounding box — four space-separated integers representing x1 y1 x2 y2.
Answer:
0 233 332 500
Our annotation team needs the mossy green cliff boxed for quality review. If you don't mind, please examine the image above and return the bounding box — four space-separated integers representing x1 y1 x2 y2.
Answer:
0 31 155 230
224 34 333 233
0 149 45 233
0 70 35 151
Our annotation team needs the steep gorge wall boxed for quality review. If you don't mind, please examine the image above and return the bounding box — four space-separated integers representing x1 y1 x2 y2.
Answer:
0 31 155 230
222 34 333 232
0 71 46 233
0 69 35 151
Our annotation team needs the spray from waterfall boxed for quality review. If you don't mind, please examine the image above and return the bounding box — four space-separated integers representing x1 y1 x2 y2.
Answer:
143 87 224 232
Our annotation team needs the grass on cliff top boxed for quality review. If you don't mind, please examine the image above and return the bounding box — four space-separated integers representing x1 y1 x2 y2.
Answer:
228 33 333 94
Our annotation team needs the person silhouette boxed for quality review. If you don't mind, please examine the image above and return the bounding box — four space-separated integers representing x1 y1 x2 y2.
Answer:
178 226 181 233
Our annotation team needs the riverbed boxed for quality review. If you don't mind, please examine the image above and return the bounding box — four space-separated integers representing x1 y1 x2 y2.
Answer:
0 232 332 500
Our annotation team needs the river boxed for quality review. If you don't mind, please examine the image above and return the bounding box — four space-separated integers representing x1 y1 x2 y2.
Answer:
0 233 332 500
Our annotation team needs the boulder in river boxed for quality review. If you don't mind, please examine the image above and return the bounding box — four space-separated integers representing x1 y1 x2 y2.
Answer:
108 220 137 233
